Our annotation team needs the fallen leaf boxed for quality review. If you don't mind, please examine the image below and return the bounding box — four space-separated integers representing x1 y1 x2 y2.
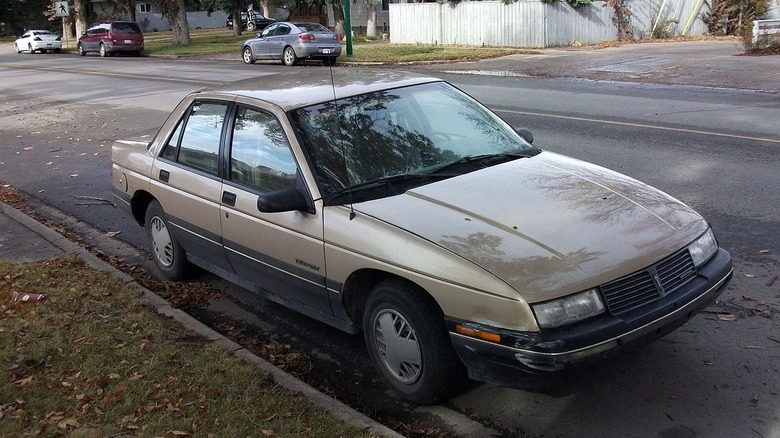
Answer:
70 174 79 178
57 417 79 429
758 249 770 254
170 431 189 436
105 231 121 237
751 394 759 403
261 430 275 436
744 274 756 278
745 345 763 349
718 313 737 321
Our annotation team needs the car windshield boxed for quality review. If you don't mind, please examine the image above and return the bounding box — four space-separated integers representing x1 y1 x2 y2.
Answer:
291 82 538 203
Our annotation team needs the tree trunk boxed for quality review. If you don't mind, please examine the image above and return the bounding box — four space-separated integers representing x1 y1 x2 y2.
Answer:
171 0 190 45
126 0 136 21
73 0 89 38
260 0 270 19
331 1 345 39
231 10 242 37
366 3 377 37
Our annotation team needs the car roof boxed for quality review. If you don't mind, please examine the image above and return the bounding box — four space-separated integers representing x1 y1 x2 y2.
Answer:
205 69 443 111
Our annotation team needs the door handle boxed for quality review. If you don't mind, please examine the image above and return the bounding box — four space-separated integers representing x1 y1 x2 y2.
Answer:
159 169 170 183
222 191 237 206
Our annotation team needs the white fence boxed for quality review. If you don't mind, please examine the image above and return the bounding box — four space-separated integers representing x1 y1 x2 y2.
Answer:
752 18 780 44
390 0 710 47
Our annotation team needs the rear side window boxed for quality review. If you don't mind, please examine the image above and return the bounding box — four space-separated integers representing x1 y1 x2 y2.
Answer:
162 101 228 175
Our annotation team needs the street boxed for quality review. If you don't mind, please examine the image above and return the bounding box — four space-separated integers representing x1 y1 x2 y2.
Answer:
1 46 778 437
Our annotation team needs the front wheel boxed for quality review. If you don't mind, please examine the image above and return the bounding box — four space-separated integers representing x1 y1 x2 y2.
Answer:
77 42 86 56
14 43 21 53
282 46 298 66
144 200 190 281
242 46 255 64
27 44 34 54
363 279 467 405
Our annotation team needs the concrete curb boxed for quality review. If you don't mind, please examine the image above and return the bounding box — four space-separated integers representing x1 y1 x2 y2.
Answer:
0 201 405 438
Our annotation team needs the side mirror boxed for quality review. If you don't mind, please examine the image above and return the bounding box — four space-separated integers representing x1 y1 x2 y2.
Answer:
515 127 534 144
257 186 314 214
256 32 263 38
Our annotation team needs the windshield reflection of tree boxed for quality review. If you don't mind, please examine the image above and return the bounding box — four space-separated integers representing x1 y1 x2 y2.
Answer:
294 90 457 197
439 231 603 290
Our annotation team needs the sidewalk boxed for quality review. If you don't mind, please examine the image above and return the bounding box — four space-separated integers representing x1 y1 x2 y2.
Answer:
411 39 780 92
0 201 403 438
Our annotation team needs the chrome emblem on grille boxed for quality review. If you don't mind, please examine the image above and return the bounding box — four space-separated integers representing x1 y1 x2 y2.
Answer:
652 272 665 296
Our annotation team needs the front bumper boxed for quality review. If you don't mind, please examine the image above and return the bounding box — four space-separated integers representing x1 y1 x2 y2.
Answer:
449 248 732 389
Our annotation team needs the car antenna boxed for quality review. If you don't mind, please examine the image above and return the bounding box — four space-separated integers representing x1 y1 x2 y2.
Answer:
328 60 356 221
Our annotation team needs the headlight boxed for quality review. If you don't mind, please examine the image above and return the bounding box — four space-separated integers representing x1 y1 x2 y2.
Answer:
688 228 717 267
532 289 605 329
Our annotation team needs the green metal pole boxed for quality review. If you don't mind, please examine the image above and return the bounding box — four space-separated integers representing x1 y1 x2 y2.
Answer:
344 0 352 57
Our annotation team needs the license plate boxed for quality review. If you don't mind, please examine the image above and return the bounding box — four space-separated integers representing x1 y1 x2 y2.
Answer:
124 39 132 44
322 48 331 54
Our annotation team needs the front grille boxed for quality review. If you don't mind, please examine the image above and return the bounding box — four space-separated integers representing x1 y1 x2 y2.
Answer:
600 249 697 315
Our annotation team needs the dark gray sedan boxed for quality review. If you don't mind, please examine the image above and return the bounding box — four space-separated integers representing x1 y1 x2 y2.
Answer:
241 21 342 66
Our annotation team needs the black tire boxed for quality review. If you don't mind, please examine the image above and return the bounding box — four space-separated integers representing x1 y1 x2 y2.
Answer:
282 46 298 66
53 48 61 53
77 42 86 56
99 43 107 58
28 43 34 54
144 200 190 281
363 279 467 405
242 46 255 64
41 49 47 54
322 56 337 66
14 43 21 54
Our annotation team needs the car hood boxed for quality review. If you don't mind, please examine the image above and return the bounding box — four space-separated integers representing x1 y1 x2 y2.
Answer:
355 151 708 302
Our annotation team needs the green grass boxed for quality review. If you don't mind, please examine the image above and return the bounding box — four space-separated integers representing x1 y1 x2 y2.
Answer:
0 256 369 437
141 27 535 62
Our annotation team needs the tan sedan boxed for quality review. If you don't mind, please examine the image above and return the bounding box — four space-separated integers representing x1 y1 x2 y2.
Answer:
112 69 733 404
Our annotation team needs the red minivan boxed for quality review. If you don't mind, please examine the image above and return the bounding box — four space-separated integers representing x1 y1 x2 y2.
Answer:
78 21 144 57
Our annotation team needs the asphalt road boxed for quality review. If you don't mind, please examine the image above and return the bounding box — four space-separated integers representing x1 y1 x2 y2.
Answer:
0 42 778 438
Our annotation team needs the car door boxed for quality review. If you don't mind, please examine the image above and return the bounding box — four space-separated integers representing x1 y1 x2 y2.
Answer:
251 23 277 59
219 102 329 314
150 99 233 274
269 24 292 58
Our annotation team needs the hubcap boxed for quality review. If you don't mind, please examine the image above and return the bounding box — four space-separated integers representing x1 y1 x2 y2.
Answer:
149 216 174 267
243 48 251 63
284 49 293 65
373 309 422 384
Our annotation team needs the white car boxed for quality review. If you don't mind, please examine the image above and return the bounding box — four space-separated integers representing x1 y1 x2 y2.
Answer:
15 30 62 54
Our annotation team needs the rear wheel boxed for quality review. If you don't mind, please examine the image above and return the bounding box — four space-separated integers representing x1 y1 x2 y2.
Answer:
144 200 190 281
363 279 467 405
282 46 298 66
27 43 34 54
323 56 337 66
242 46 255 64
14 43 21 53
77 42 86 56
53 48 61 53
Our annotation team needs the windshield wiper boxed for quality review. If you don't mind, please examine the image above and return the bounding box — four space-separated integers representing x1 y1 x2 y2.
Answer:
323 172 456 200
432 151 535 174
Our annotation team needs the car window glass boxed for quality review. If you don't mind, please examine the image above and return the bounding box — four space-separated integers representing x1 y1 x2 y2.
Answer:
297 23 328 32
160 119 184 161
177 102 228 175
230 106 297 192
261 24 276 37
112 23 141 34
277 25 291 36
